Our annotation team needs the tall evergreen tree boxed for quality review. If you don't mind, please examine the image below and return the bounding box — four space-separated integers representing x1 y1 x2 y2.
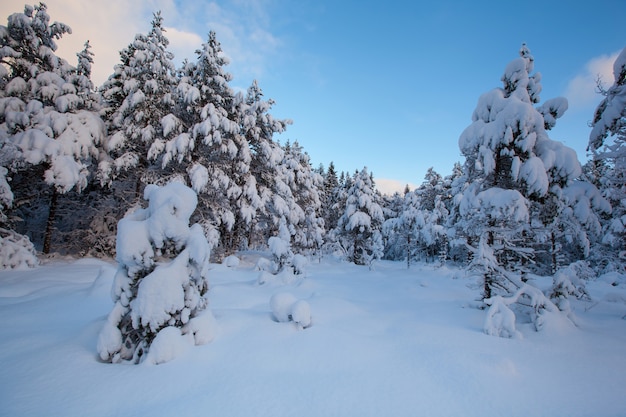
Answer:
455 44 587 297
99 11 179 196
280 141 324 255
240 79 291 251
587 46 626 272
0 3 105 255
333 167 384 266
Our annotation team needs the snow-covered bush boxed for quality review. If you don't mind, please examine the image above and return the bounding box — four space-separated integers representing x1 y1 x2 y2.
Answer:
270 292 312 329
269 235 292 273
270 292 298 323
549 261 593 313
0 229 38 269
484 296 521 339
268 219 294 273
255 257 273 272
97 182 214 364
223 255 240 268
292 254 309 275
290 299 312 329
484 284 570 338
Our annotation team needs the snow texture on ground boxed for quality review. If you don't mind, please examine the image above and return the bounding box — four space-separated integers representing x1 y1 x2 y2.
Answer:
0 254 625 417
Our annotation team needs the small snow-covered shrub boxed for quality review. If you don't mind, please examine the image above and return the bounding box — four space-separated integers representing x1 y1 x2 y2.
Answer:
144 326 191 365
270 292 312 329
484 284 568 338
182 310 218 345
97 182 213 364
0 229 38 269
269 235 292 273
291 300 312 329
223 255 240 268
270 292 297 323
292 254 308 275
255 257 272 272
550 261 593 313
484 296 521 339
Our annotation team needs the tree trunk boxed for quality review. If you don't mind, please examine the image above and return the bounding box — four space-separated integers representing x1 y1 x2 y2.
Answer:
550 231 558 275
406 235 411 269
484 275 492 300
43 188 58 254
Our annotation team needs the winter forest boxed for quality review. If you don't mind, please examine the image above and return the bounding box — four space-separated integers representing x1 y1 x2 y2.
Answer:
1 3 626 413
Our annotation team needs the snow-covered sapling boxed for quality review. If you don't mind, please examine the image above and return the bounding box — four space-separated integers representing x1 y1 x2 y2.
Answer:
97 182 214 364
292 254 309 275
268 219 294 273
484 296 522 339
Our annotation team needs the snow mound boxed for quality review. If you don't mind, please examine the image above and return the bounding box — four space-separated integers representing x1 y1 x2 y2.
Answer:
270 292 312 329
144 327 192 365
183 309 218 345
223 255 240 268
270 292 297 322
291 299 312 329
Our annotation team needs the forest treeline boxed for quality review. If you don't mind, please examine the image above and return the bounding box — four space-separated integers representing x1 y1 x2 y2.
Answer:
0 4 624 300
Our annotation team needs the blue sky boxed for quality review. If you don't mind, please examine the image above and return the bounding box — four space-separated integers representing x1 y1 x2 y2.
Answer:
2 0 625 193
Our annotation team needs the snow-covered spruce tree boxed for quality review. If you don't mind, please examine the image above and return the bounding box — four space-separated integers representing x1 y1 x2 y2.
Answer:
383 190 421 268
97 182 214 364
99 11 179 197
0 3 105 256
381 190 405 261
320 161 340 232
164 30 245 259
383 187 448 268
240 79 291 251
279 141 324 255
333 167 384 266
456 44 586 298
587 46 626 273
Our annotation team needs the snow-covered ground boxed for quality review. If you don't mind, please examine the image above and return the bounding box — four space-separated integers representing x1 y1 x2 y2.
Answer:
1 255 625 417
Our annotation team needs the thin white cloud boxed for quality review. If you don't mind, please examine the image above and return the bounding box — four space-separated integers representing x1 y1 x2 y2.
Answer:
376 178 417 196
1 0 151 86
565 51 619 109
0 0 284 86
164 26 204 65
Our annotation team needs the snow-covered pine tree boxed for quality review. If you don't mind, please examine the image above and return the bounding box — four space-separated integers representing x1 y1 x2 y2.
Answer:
279 141 324 255
587 46 626 273
99 11 179 196
321 161 340 232
97 182 214 364
383 187 447 268
456 44 584 298
381 190 405 261
239 79 291 251
0 3 105 256
333 167 384 266
383 189 421 267
417 167 443 211
167 30 244 258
